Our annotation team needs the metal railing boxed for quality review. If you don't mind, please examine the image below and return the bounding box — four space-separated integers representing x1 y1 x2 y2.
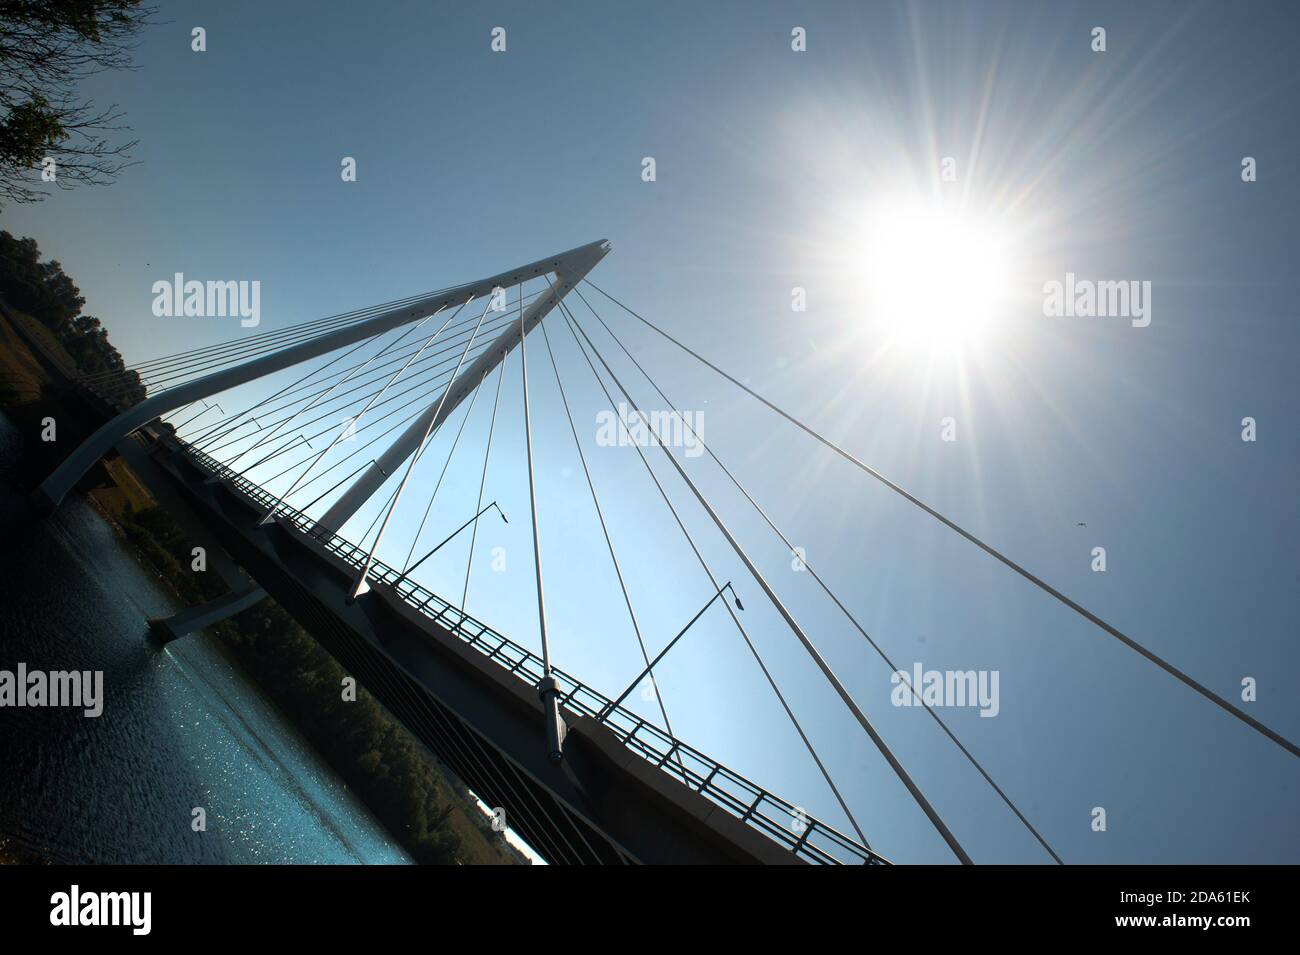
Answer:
180 443 889 866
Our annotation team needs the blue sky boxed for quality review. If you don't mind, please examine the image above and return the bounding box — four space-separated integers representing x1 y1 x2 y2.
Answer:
11 0 1300 863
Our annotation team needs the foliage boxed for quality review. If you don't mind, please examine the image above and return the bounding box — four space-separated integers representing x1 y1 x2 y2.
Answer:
0 230 143 403
0 0 155 205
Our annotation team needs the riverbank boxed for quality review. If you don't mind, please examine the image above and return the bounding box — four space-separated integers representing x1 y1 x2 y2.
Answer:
0 306 520 865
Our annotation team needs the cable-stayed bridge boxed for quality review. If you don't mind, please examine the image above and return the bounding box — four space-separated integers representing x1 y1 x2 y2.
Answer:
32 240 1298 865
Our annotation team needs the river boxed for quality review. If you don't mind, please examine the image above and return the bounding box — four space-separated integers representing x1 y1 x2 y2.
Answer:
0 412 410 863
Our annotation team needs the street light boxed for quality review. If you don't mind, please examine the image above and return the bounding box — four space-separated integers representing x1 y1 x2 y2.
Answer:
599 582 743 720
356 500 508 598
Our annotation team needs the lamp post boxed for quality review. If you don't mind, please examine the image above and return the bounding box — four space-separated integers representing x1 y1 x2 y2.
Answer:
387 501 508 591
599 582 743 720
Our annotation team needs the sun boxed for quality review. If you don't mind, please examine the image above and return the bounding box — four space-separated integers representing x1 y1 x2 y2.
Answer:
857 196 1015 354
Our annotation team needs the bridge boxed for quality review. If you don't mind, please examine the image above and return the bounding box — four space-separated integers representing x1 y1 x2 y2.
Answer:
30 240 1298 865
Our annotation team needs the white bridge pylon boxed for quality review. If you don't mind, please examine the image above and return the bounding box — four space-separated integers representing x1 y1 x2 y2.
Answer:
34 239 611 516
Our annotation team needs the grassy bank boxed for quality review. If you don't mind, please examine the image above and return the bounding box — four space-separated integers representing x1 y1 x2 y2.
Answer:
0 308 521 865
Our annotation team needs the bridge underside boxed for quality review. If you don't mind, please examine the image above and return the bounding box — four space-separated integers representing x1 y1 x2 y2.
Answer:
140 428 805 865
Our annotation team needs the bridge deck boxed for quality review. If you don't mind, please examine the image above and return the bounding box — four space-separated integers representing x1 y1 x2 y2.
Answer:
164 439 886 865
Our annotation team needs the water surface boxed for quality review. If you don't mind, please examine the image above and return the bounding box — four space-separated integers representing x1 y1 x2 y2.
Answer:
0 412 410 863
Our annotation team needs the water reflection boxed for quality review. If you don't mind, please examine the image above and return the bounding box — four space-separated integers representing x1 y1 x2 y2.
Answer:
0 413 409 864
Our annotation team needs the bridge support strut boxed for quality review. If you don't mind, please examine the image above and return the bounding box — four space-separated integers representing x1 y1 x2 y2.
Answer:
147 581 266 644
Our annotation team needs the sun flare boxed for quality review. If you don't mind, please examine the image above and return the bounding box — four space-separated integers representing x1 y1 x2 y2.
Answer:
858 197 1015 354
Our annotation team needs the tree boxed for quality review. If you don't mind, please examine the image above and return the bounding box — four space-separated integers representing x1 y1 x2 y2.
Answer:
0 0 156 206
0 229 145 404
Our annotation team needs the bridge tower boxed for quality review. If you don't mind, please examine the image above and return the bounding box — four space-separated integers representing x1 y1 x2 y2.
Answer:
37 240 610 640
